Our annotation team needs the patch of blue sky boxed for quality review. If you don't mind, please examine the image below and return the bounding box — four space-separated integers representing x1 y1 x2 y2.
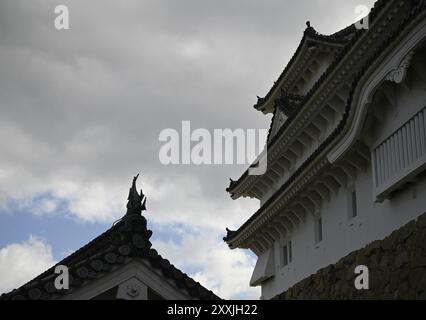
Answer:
0 193 110 261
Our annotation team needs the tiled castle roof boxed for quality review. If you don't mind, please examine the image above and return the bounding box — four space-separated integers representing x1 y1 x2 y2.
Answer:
225 0 426 244
226 0 421 196
1 176 220 300
252 21 356 112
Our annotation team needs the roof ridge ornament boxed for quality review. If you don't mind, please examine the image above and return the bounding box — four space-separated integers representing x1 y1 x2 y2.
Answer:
126 173 147 216
305 20 317 36
223 228 236 242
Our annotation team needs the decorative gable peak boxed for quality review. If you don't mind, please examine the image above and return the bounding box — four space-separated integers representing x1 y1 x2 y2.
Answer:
304 21 317 36
0 174 220 300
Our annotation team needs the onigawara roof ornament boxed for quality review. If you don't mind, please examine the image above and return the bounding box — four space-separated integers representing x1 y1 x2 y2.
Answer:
305 20 317 36
126 174 147 216
223 228 236 242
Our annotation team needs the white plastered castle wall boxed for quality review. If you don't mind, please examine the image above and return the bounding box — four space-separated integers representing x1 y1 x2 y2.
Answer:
257 29 426 299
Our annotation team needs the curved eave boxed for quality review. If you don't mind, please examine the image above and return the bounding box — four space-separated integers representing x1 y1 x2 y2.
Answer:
226 171 251 199
225 140 335 248
225 0 426 249
226 1 392 199
253 26 353 114
227 30 355 198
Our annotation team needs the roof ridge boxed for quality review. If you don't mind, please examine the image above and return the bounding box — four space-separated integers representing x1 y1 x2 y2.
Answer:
1 176 220 300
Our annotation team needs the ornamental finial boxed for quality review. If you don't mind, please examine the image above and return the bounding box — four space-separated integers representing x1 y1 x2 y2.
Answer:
126 174 147 216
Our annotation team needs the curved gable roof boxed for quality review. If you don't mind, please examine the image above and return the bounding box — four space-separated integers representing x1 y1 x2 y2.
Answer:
253 22 356 114
1 177 220 301
225 0 426 245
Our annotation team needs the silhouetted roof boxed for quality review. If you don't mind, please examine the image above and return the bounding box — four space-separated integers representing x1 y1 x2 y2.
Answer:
1 176 220 300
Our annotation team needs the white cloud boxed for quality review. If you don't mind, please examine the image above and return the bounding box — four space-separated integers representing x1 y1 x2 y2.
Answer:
0 236 57 294
152 228 260 299
0 157 258 227
34 198 59 216
145 175 259 230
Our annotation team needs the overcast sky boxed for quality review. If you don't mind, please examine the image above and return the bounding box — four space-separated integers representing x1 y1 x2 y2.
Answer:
0 0 375 299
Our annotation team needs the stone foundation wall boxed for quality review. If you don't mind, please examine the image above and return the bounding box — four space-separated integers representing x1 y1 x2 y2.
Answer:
274 212 426 300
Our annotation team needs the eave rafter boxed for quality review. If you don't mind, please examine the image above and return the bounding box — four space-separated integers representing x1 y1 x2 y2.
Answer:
226 0 426 252
313 183 331 202
285 211 301 228
289 205 307 223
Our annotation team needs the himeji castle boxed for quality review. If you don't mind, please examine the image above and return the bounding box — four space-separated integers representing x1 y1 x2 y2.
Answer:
225 0 426 300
